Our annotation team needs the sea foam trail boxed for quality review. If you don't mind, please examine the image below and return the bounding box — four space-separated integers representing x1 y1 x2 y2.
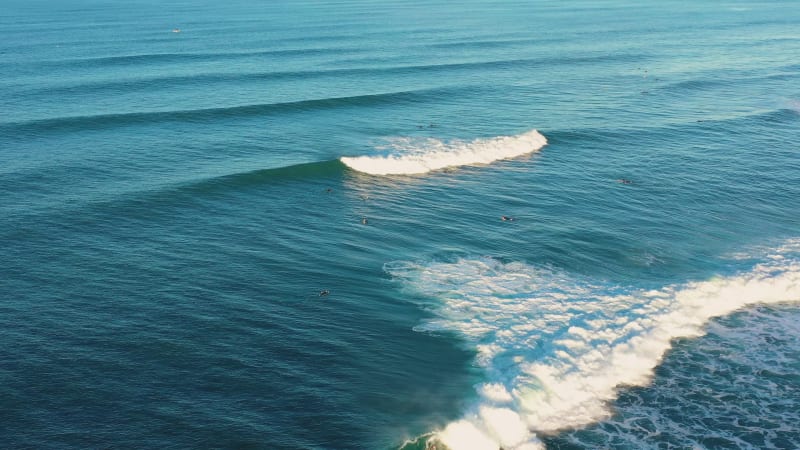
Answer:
340 129 547 175
386 240 800 450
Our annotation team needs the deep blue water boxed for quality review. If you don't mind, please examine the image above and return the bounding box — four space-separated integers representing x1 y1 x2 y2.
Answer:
1 1 799 449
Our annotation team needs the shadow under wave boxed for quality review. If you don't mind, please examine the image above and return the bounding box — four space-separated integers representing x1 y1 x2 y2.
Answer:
0 159 348 228
183 159 347 193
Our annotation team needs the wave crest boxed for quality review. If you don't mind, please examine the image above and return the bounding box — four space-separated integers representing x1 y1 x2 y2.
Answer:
340 129 547 175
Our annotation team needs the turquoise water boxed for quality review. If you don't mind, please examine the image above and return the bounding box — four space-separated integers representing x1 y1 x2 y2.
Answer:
1 1 799 449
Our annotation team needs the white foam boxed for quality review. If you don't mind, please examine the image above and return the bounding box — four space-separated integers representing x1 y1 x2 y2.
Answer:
439 420 505 450
386 243 800 450
479 383 513 404
340 129 547 175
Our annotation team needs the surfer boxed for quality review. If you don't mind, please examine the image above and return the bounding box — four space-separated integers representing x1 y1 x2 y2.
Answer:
501 215 514 221
617 178 633 184
319 290 330 297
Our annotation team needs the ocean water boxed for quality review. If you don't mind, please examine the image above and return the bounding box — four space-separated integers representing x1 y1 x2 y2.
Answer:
1 0 799 449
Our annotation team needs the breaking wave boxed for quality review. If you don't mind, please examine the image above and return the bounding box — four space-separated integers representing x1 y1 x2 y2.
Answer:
340 129 547 175
387 241 800 450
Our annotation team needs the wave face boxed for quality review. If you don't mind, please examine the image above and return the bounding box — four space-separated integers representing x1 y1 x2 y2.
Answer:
340 129 547 175
386 240 800 450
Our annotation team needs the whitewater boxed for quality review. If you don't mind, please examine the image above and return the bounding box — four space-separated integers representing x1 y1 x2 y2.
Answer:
388 240 800 450
340 130 547 175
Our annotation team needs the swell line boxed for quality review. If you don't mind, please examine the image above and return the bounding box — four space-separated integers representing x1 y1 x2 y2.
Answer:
17 53 648 99
39 47 360 69
19 65 448 98
0 89 439 136
545 107 799 144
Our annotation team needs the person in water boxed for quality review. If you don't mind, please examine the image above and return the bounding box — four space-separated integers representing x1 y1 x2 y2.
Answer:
319 290 330 297
361 217 368 225
501 215 514 221
617 178 633 184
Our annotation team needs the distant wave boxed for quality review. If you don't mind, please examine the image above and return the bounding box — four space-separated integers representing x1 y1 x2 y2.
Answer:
388 240 800 450
23 54 645 98
340 129 547 175
21 64 480 98
0 90 439 136
41 47 357 68
654 70 800 95
545 107 798 143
